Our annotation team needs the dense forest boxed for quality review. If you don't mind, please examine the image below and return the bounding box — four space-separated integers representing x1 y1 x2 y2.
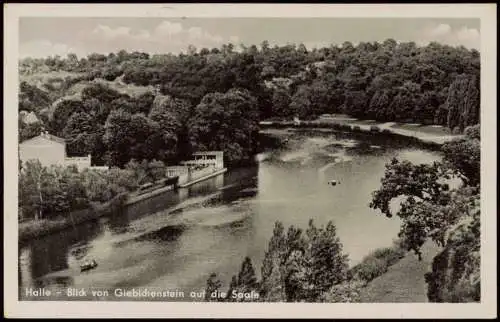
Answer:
19 39 480 167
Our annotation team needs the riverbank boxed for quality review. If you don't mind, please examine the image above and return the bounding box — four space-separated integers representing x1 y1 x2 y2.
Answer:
260 117 463 146
18 169 229 243
18 193 128 244
358 241 441 302
336 239 441 303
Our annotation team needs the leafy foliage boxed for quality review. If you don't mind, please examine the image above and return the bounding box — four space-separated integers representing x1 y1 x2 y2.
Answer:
320 280 364 303
19 120 44 142
204 273 223 302
188 88 260 166
425 206 480 302
225 257 260 302
370 131 481 302
206 220 349 303
349 244 407 284
18 159 164 220
19 161 89 220
445 74 480 132
19 81 52 113
442 132 480 186
19 41 480 168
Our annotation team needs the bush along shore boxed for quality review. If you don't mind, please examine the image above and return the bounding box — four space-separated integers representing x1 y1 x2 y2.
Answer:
18 193 128 244
18 158 229 244
347 239 408 286
18 159 174 243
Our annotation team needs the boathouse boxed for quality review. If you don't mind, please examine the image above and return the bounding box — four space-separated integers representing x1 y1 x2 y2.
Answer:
166 151 225 186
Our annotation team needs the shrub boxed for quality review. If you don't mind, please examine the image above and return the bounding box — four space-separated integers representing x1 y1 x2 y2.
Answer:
330 123 341 130
381 129 392 134
321 280 364 303
464 125 480 140
352 257 389 282
370 125 381 132
452 126 462 135
370 246 406 267
352 125 361 132
338 124 351 131
348 241 407 283
102 67 123 81
109 192 129 212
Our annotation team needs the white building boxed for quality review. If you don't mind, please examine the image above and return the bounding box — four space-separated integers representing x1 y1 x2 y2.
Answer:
166 151 225 186
19 132 92 171
180 151 224 169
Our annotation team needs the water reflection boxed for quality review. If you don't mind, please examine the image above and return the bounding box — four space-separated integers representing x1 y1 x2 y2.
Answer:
107 191 181 235
19 220 103 289
186 172 225 197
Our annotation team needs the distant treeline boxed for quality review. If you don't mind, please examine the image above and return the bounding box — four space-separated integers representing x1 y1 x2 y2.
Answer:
19 39 479 166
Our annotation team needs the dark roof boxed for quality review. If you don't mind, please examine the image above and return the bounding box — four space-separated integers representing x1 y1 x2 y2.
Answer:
20 133 66 145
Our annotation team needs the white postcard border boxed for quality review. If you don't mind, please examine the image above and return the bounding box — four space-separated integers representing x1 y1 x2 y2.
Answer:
3 3 497 319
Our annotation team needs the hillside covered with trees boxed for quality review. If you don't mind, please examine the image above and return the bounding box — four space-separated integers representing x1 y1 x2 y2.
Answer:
19 39 480 167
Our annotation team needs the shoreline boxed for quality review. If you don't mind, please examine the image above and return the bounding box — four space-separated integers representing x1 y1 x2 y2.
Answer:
18 121 455 245
18 170 228 243
259 118 463 147
18 193 128 244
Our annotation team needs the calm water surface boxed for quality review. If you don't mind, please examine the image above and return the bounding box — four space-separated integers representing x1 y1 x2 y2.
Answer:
19 130 441 300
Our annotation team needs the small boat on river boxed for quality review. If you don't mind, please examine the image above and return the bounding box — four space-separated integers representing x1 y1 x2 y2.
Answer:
328 180 340 186
80 259 98 272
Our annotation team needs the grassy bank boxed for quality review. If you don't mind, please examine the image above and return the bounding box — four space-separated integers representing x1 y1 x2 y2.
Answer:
338 239 442 303
322 239 411 303
348 239 408 285
358 241 441 302
18 193 128 244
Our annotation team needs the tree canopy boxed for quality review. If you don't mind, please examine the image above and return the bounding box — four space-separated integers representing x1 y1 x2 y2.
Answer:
19 40 480 168
370 124 480 302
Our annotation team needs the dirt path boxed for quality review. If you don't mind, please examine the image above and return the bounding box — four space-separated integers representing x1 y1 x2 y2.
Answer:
358 241 442 303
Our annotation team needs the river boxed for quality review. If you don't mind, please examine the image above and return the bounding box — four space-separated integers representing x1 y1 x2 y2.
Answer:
19 129 442 301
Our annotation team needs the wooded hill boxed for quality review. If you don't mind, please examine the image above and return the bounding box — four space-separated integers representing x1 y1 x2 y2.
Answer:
19 39 480 166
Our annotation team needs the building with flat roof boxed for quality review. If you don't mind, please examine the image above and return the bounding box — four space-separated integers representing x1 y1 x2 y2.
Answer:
180 151 224 169
166 151 225 186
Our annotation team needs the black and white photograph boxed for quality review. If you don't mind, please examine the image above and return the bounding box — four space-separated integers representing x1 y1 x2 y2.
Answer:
3 3 497 319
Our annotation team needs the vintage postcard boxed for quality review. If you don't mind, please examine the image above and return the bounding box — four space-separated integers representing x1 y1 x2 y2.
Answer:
3 3 497 319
